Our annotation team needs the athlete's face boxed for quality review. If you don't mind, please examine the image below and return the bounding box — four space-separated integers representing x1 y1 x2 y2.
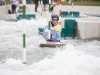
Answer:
52 20 58 25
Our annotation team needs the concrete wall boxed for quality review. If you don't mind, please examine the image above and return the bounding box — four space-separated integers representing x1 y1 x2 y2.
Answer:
0 14 17 21
0 4 35 14
76 19 100 41
0 5 11 14
0 4 36 20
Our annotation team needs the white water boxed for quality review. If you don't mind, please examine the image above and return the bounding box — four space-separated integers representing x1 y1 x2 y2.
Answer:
0 17 100 75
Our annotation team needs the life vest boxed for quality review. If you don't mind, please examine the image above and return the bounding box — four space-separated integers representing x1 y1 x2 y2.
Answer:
43 23 62 42
54 24 62 32
50 24 62 41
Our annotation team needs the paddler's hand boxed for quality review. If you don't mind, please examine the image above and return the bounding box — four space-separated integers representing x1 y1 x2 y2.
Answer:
52 3 56 6
54 25 62 32
42 30 49 36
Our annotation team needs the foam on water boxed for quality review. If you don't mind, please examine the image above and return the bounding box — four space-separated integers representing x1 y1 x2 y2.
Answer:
0 45 100 75
0 17 100 75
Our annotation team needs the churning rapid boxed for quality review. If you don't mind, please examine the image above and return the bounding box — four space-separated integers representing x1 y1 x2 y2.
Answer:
0 17 100 75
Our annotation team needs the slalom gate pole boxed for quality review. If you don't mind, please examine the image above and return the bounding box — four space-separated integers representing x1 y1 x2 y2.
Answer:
71 1 73 16
22 0 26 64
15 1 19 20
59 0 62 25
68 0 71 16
40 0 42 16
48 0 51 39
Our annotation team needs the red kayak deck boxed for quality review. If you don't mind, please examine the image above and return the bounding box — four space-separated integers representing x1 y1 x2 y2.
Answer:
39 42 66 47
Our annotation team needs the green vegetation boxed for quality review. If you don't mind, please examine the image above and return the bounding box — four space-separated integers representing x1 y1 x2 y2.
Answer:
6 0 100 6
74 1 100 6
6 1 10 5
55 0 100 6
53 0 100 6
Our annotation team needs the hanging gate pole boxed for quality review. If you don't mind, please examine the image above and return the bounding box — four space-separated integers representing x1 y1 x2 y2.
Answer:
71 2 74 16
22 0 26 64
68 0 71 16
59 0 62 25
48 0 51 39
39 0 42 16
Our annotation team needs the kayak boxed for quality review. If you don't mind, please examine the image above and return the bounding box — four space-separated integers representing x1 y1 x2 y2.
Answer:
39 42 66 47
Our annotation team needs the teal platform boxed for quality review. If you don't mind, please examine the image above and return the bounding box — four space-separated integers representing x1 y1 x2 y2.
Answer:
62 19 76 39
17 14 36 20
61 11 80 18
38 28 44 35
